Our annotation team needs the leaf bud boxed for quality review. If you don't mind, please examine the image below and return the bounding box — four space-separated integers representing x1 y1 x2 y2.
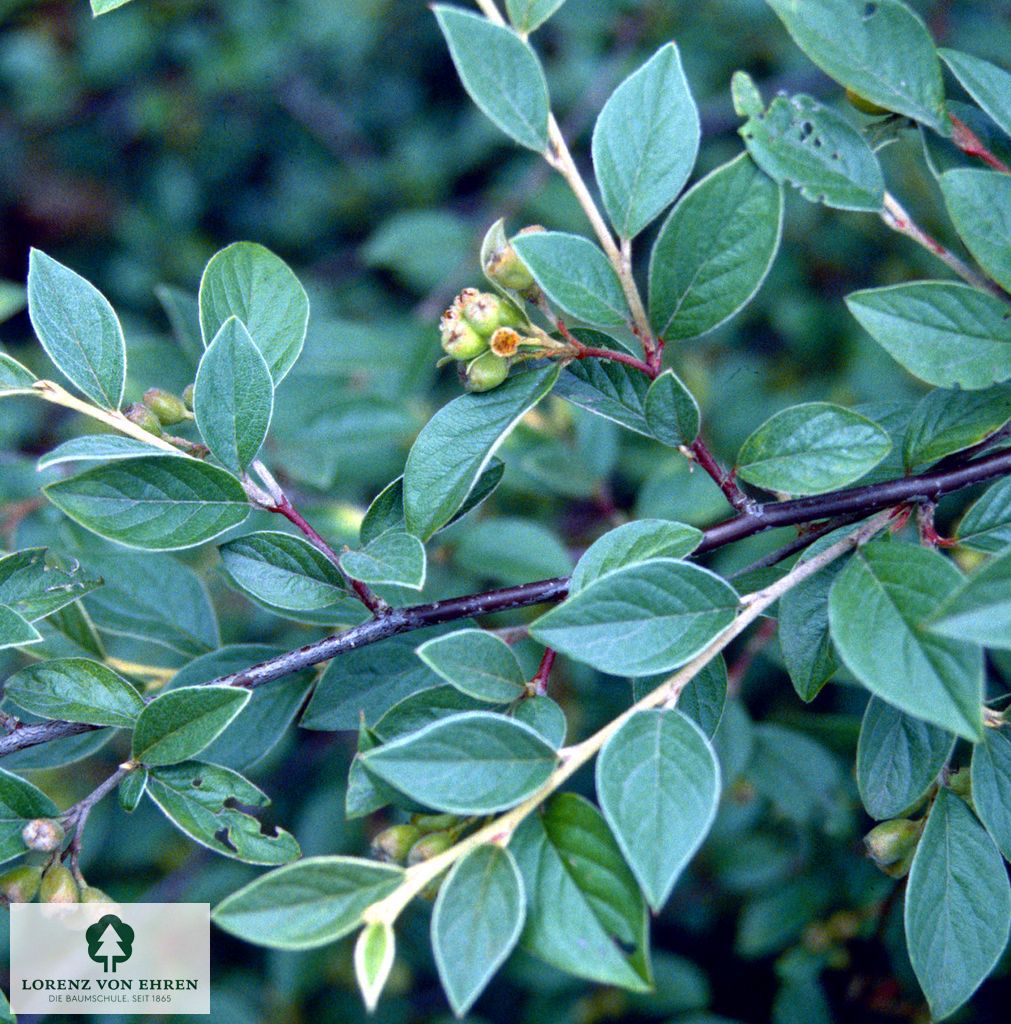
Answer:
182 383 195 411
440 307 488 361
406 830 453 867
371 824 422 865
410 813 459 834
143 388 188 425
21 818 65 853
40 863 79 904
864 818 922 876
0 865 43 904
124 402 164 437
464 351 510 393
485 240 535 293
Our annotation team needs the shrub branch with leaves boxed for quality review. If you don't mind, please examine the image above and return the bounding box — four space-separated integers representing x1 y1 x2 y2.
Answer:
1 0 1010 1021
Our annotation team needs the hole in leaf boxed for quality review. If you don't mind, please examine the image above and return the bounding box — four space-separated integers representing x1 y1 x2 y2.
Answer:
863 2 877 16
213 827 238 853
191 777 204 788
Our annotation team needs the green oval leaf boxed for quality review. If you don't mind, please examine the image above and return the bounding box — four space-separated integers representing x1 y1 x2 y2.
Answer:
644 370 701 447
212 856 404 950
432 845 525 1016
44 456 250 551
902 385 1011 470
569 519 702 593
597 710 720 910
940 169 1011 293
766 0 945 128
510 792 652 991
739 93 884 211
511 233 628 327
927 546 1011 650
360 711 557 815
199 242 309 384
736 402 891 495
505 0 567 33
649 153 783 340
905 789 1011 1020
416 629 526 703
27 249 126 409
531 558 738 676
846 282 1011 390
194 317 274 474
132 685 250 766
403 365 559 540
36 435 172 471
956 477 1011 553
592 43 699 239
0 352 35 393
4 658 144 727
342 530 426 590
828 542 983 740
856 697 955 820
939 48 1011 140
971 727 1011 862
433 5 549 152
219 530 349 613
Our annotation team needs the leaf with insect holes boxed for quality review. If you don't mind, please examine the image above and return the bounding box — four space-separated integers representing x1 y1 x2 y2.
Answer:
27 249 126 409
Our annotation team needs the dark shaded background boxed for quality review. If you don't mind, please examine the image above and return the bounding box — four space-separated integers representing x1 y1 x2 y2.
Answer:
1 1 1009 1021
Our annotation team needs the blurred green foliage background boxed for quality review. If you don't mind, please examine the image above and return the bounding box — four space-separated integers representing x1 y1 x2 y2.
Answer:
1 1 1009 1021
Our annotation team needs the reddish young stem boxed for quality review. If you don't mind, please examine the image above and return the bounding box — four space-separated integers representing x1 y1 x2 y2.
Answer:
271 496 387 614
556 318 658 378
531 648 557 696
949 112 1011 174
689 437 758 514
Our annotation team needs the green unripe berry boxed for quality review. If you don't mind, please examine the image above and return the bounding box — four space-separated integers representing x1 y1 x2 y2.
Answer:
125 402 164 437
143 388 188 425
465 351 509 393
410 813 459 834
40 863 79 904
864 818 922 875
462 292 523 336
182 383 195 411
485 241 535 292
80 885 113 904
406 830 453 867
845 87 891 116
371 824 422 864
22 818 65 853
0 865 43 904
440 308 488 361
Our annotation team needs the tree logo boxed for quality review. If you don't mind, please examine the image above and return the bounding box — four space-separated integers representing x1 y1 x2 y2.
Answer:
85 914 135 974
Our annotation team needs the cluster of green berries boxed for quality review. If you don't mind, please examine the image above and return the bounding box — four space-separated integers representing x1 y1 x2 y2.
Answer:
438 226 548 393
0 818 111 905
371 813 465 898
124 385 193 437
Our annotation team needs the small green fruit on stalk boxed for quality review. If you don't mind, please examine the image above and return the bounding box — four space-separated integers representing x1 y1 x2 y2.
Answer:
465 351 510 392
143 387 189 425
371 824 422 865
864 818 922 878
406 830 453 867
125 402 164 437
0 865 43 903
440 306 488 360
80 885 113 904
22 817 65 853
40 863 79 904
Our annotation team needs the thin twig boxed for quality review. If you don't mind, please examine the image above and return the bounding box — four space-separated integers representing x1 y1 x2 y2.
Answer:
61 765 132 882
688 437 759 514
881 192 1008 301
531 648 556 696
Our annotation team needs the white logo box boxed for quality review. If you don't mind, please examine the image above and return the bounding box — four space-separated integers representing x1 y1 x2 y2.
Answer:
10 903 210 1015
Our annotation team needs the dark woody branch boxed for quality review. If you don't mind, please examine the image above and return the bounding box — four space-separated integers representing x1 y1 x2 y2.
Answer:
2 447 1009 759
